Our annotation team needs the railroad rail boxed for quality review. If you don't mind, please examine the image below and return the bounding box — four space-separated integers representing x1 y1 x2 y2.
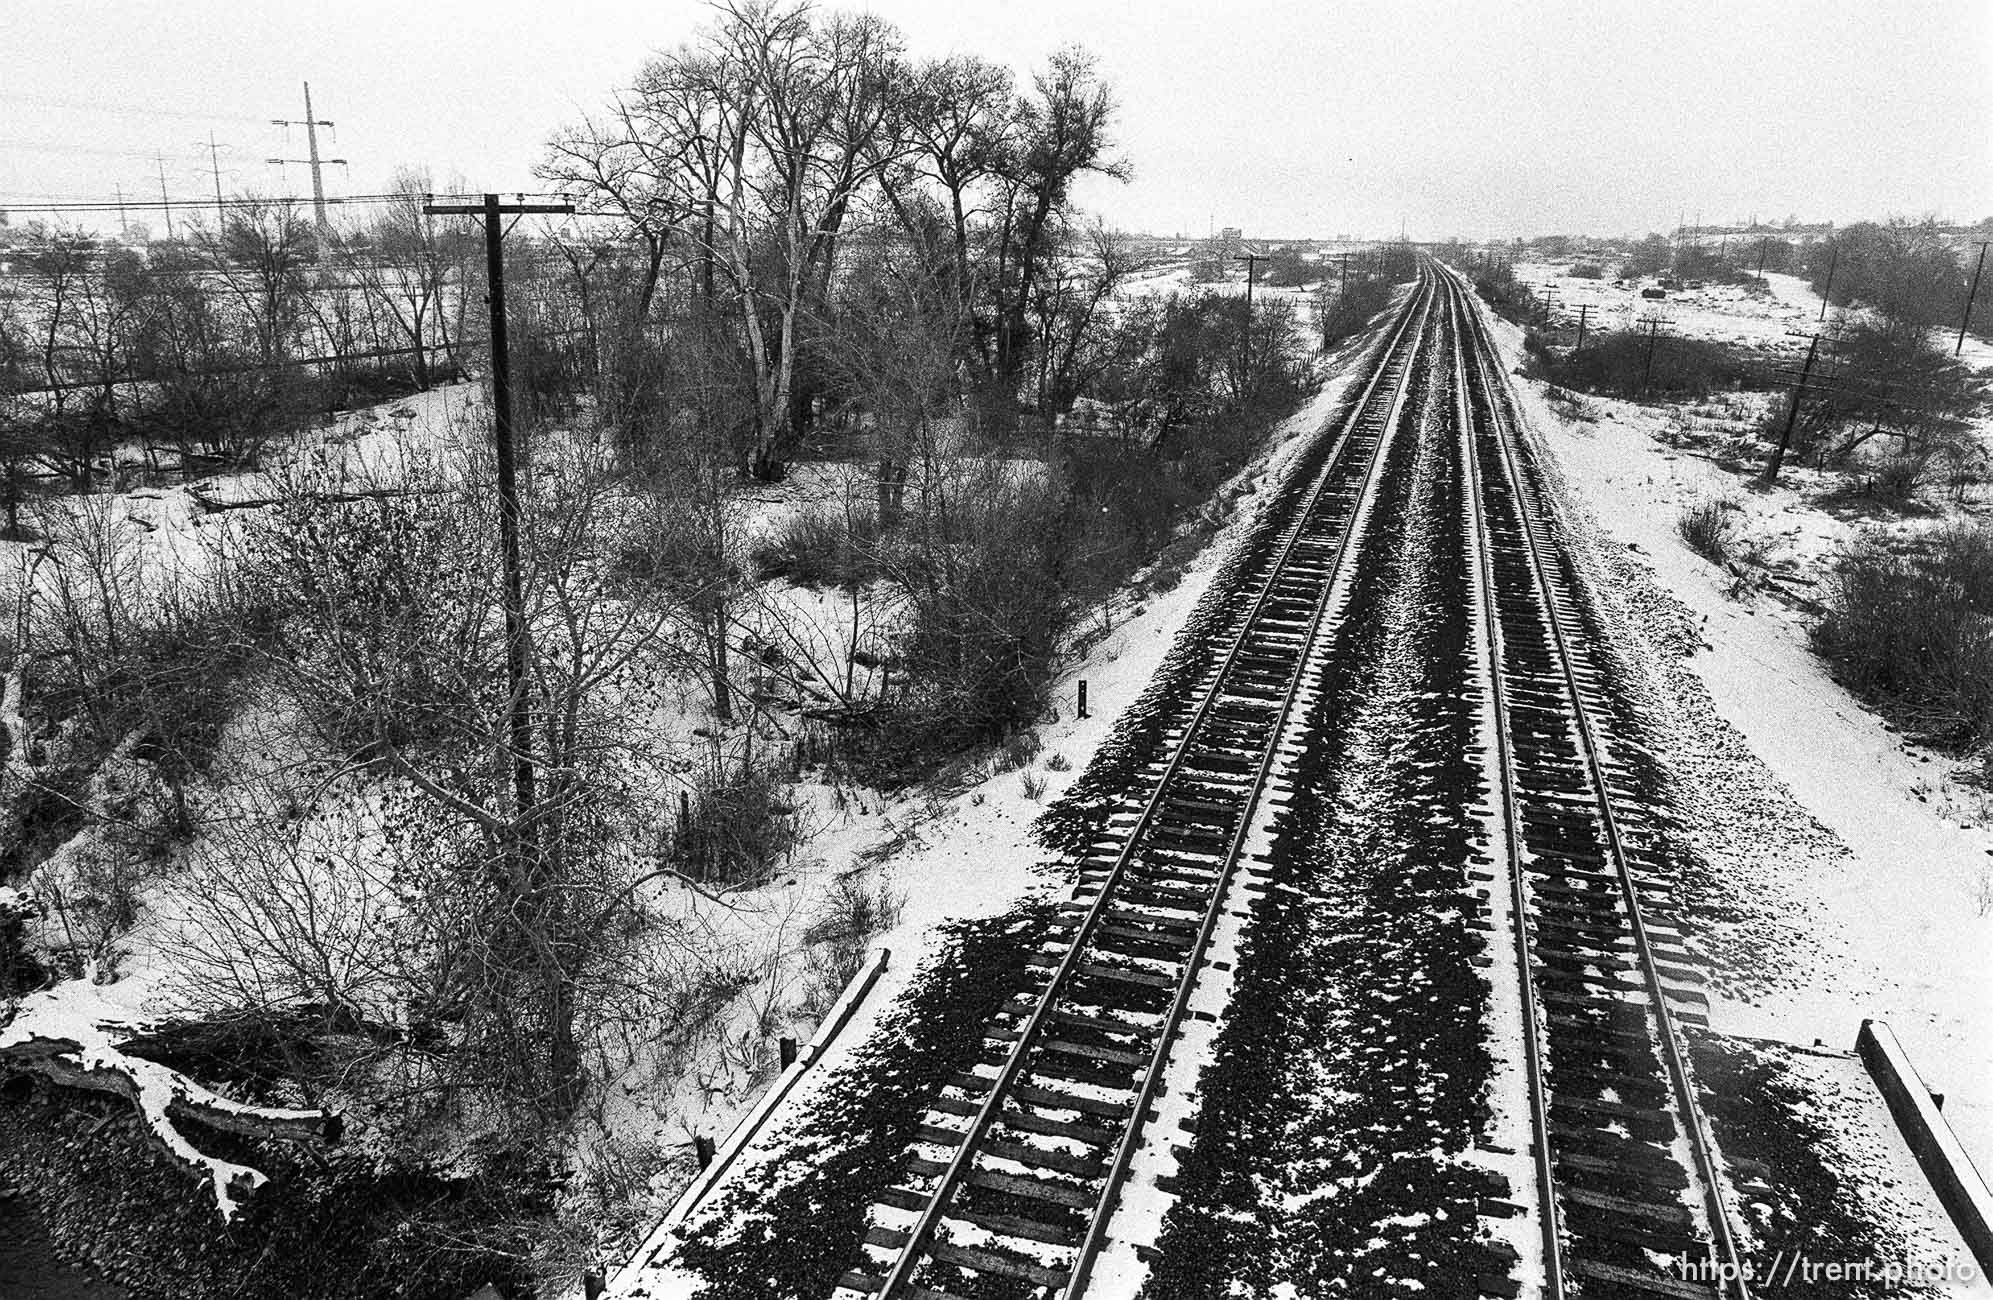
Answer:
1447 262 1750 1300
834 269 1444 1300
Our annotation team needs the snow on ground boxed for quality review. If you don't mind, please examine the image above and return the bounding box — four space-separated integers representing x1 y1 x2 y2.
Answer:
0 381 483 591
1513 260 1824 356
1481 292 1993 1201
0 958 310 1220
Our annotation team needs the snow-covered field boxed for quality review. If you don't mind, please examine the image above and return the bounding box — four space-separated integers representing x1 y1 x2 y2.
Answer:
1514 260 1827 355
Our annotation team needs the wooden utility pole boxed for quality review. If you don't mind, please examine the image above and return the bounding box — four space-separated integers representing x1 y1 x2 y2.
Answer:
1574 304 1592 353
1234 252 1266 388
1818 243 1839 322
1639 314 1665 395
1957 242 1989 357
423 193 573 830
1762 329 1825 485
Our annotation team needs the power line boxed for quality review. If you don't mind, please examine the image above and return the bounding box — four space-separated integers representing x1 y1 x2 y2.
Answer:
0 191 420 215
0 138 218 162
0 91 273 127
0 191 582 221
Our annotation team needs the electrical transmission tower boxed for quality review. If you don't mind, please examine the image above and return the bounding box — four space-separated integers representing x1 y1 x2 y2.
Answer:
269 81 345 234
201 132 237 225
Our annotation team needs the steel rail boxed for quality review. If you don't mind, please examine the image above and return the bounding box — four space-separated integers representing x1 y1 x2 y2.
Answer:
867 266 1442 1300
1449 267 1566 1299
1447 265 1752 1300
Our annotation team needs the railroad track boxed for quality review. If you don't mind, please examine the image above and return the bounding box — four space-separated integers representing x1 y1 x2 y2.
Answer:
806 257 1749 1300
833 269 1445 1300
1447 263 1750 1300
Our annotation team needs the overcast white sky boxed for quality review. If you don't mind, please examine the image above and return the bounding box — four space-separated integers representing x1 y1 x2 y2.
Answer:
3 0 1988 239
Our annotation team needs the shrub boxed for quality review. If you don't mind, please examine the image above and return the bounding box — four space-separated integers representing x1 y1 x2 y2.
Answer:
800 874 903 1013
1468 259 1542 325
992 729 1043 773
669 752 802 885
1815 524 1993 745
1676 497 1735 563
1567 262 1606 279
241 470 492 761
1546 333 1763 401
1869 450 1934 503
1314 272 1401 349
749 499 884 589
1258 251 1318 287
873 466 1072 763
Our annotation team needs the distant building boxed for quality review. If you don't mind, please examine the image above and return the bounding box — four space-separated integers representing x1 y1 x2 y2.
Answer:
1219 226 1242 243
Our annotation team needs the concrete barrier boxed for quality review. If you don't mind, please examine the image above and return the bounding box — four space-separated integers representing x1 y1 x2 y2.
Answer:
607 945 891 1293
1856 1018 1993 1275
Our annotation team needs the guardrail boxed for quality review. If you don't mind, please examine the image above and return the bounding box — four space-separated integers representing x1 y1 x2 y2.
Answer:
605 945 891 1295
1856 1018 1993 1275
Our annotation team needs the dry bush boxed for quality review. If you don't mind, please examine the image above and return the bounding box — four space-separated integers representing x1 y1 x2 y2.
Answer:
874 461 1073 759
750 496 885 589
1676 497 1737 564
237 454 497 762
799 873 901 1015
991 729 1043 773
158 792 468 1031
1816 524 1993 746
669 749 803 886
1869 449 1936 503
1548 333 1761 401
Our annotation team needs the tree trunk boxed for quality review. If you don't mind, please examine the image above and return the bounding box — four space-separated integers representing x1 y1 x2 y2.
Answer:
710 603 734 724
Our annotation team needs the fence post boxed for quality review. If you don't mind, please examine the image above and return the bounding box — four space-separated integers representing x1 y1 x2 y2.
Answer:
1078 680 1089 719
694 1136 715 1170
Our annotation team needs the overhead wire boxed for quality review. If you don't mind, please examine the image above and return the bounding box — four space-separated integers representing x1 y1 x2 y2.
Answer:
0 91 273 128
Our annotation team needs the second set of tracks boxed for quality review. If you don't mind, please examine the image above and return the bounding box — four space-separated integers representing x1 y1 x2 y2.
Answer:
822 262 1748 1300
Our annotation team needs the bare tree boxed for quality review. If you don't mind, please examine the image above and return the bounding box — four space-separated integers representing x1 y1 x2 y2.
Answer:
826 234 964 524
203 197 318 365
349 170 467 388
15 228 130 488
0 297 44 537
1030 219 1138 421
236 434 694 1122
884 54 1017 340
554 1 909 477
983 47 1129 428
